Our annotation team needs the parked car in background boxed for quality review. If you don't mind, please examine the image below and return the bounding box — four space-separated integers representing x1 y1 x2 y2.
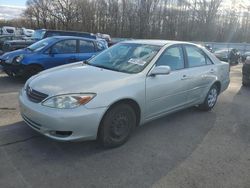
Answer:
228 49 241 65
19 40 230 147
15 27 34 37
0 35 25 52
0 36 107 78
2 37 35 53
109 38 134 46
214 49 230 62
205 44 213 52
241 51 250 63
242 56 250 86
214 48 240 65
21 28 34 37
96 33 112 46
2 29 105 53
0 26 16 35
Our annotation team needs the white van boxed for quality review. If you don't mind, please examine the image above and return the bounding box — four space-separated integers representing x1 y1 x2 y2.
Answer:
0 26 16 35
22 27 34 37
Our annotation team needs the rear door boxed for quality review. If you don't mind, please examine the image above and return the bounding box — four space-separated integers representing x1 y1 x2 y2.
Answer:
45 39 78 68
77 40 96 61
183 45 216 104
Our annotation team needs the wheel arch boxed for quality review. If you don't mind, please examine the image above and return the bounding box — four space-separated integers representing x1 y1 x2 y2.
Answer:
97 98 141 138
213 80 221 94
24 63 44 69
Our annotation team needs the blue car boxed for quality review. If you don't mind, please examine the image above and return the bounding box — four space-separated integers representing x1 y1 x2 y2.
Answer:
0 36 107 78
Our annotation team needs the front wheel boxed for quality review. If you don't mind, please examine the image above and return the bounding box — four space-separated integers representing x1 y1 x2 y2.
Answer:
98 104 136 148
198 85 219 111
22 65 43 79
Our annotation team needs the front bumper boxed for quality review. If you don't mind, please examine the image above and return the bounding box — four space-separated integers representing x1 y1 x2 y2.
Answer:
0 60 25 76
19 88 107 141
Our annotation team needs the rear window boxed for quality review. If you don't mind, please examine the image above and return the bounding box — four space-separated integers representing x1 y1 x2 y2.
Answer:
185 46 206 67
79 40 95 53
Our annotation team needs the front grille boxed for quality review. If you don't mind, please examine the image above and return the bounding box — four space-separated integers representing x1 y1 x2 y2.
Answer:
22 114 42 130
26 85 48 103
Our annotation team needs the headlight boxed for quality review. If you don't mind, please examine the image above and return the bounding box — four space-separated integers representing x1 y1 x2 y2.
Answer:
14 55 24 64
5 56 11 64
42 93 96 109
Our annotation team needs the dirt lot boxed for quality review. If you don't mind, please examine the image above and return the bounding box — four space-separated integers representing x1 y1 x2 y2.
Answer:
0 65 249 188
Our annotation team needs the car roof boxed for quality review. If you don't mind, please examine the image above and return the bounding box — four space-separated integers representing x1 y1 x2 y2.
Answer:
49 36 96 41
121 39 197 47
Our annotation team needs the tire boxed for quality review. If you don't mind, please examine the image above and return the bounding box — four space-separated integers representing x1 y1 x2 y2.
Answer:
22 65 43 79
98 103 136 148
198 85 219 111
242 81 249 87
4 70 15 77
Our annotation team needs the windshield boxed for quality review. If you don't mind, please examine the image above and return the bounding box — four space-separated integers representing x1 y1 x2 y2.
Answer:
32 30 46 40
27 37 54 52
88 43 161 73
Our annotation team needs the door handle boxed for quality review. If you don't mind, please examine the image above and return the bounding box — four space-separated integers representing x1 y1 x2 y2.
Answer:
210 69 215 73
181 75 190 80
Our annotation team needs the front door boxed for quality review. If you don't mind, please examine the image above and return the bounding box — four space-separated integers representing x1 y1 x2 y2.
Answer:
46 39 78 69
145 45 190 119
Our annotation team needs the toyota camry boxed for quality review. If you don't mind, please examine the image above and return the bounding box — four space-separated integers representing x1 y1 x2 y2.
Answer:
19 40 230 147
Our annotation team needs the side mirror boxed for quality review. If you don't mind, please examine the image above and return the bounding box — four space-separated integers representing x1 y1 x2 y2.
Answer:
49 48 58 55
149 66 171 76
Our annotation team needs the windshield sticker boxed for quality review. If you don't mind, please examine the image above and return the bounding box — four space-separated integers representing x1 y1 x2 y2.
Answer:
128 58 147 66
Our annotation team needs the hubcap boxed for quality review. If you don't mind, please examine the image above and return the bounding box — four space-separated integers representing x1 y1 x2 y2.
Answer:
207 88 217 107
110 112 130 141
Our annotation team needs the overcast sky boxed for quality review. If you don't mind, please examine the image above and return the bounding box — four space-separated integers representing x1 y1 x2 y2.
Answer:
0 0 26 20
0 0 26 7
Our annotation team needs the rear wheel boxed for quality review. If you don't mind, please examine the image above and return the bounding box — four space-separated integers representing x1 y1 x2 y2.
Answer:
198 85 219 111
98 104 136 148
242 81 249 87
22 65 43 79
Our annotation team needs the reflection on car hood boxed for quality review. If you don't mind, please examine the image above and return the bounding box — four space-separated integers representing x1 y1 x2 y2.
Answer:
1 49 33 60
29 64 133 96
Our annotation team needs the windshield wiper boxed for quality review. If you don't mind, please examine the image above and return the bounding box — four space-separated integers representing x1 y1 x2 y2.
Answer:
83 60 124 73
83 60 91 65
26 47 33 51
93 64 120 72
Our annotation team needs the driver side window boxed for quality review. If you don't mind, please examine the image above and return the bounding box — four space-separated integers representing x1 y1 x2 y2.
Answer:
51 40 77 54
156 46 184 71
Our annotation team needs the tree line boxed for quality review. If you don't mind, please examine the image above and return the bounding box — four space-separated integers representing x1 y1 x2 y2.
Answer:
1 0 250 43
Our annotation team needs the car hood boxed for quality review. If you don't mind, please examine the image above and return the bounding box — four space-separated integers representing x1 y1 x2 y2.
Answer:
1 48 33 60
28 64 134 96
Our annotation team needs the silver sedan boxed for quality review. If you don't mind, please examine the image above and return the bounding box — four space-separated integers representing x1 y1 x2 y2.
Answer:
19 40 230 147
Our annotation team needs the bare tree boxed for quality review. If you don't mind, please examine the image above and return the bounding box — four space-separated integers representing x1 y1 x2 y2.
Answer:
17 0 250 42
